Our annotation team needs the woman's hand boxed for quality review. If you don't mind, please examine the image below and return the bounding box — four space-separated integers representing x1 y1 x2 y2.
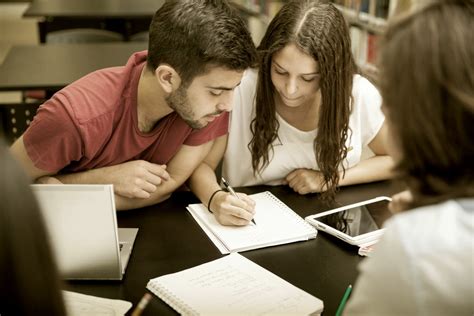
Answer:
285 169 327 194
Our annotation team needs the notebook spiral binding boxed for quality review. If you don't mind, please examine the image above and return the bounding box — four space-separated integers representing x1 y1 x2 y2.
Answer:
264 191 317 233
148 282 199 315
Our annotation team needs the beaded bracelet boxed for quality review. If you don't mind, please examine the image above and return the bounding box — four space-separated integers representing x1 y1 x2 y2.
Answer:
207 189 225 213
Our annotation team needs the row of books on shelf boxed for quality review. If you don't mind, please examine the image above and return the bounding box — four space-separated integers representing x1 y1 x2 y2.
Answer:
237 0 408 23
350 25 379 75
231 0 262 16
332 0 412 36
332 1 407 79
332 0 395 19
231 0 284 18
336 4 387 34
235 1 407 79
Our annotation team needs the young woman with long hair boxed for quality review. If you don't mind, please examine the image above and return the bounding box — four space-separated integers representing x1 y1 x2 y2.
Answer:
345 1 474 314
223 0 393 198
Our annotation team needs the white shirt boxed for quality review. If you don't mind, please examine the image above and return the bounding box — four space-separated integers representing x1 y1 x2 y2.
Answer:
344 199 474 316
223 69 384 187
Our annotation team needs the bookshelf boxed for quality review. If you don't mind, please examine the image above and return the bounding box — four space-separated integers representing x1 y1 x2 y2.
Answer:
233 0 413 77
231 0 285 45
231 0 264 18
332 0 411 82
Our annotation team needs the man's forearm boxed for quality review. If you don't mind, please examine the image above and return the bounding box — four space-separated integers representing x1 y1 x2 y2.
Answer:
188 162 222 208
114 192 171 210
53 164 178 210
54 166 113 184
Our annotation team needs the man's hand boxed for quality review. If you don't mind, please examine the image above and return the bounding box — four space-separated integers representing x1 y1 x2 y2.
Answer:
210 191 256 226
36 176 63 184
107 160 170 199
286 169 327 195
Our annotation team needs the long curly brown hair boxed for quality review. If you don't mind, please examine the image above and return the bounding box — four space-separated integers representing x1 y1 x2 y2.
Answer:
249 0 356 200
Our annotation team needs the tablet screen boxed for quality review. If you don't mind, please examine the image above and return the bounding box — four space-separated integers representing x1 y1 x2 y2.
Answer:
317 199 392 237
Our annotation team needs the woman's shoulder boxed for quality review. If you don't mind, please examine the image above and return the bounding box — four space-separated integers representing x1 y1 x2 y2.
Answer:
233 68 259 111
240 68 258 90
350 74 382 117
389 198 473 224
384 199 473 253
352 74 379 97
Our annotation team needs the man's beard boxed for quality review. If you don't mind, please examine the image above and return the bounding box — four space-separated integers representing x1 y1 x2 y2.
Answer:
166 86 205 129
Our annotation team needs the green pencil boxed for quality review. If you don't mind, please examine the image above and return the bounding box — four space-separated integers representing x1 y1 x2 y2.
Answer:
335 284 352 316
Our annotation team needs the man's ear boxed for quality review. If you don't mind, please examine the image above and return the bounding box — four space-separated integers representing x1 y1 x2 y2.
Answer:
154 65 181 93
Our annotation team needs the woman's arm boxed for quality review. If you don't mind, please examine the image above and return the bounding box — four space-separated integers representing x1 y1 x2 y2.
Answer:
286 124 395 194
339 123 394 186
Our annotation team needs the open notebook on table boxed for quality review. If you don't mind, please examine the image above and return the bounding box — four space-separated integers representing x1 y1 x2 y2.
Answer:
187 191 317 253
63 291 132 316
147 253 324 315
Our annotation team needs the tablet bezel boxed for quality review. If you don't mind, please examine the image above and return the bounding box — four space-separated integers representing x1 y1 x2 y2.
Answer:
305 196 392 246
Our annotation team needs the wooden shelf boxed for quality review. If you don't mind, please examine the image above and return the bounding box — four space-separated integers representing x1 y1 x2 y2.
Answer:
230 1 262 17
359 62 379 84
335 4 386 34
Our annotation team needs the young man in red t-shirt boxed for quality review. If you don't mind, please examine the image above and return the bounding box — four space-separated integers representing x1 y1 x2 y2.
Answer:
10 0 257 213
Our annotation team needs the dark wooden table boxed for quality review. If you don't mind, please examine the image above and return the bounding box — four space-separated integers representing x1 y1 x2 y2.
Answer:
66 181 402 315
0 42 147 92
23 0 164 42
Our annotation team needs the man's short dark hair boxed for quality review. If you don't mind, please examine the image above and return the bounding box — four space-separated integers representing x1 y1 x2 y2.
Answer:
147 0 257 85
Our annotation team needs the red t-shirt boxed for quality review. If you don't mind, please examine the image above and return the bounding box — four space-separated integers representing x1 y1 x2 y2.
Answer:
23 51 229 173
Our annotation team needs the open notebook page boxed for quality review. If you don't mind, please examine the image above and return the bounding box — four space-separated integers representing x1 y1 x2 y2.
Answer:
147 253 324 315
187 191 317 253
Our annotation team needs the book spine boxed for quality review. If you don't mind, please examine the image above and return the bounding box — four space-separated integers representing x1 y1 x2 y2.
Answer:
366 32 379 65
146 280 199 315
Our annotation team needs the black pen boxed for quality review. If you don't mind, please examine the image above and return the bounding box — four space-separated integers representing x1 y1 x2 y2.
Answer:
221 177 256 225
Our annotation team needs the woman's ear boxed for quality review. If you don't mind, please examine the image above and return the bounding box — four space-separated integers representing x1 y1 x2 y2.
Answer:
154 65 182 93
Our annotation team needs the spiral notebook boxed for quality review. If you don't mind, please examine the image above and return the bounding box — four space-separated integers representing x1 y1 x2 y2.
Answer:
147 253 324 315
187 191 317 253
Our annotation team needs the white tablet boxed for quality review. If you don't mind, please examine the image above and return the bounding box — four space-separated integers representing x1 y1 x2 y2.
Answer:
305 196 392 246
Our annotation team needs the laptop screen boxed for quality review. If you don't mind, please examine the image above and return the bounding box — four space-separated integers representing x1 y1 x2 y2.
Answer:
31 184 128 280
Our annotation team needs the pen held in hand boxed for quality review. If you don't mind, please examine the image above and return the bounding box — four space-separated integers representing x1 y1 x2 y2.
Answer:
221 177 257 225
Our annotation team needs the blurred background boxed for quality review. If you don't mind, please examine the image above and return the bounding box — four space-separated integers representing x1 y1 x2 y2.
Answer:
0 0 410 143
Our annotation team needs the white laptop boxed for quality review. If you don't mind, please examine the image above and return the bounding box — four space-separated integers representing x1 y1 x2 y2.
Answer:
31 184 138 280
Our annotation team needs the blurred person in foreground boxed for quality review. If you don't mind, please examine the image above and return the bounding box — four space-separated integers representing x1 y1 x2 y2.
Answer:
345 1 474 315
0 138 66 315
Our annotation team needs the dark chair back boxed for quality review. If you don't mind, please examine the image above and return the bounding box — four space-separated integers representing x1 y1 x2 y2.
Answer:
0 103 41 144
46 28 124 44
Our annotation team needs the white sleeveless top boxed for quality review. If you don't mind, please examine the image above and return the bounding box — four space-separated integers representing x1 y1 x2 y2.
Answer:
223 69 384 187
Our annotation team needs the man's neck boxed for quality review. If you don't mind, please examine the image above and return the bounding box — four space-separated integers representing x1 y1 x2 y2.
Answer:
137 67 173 133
